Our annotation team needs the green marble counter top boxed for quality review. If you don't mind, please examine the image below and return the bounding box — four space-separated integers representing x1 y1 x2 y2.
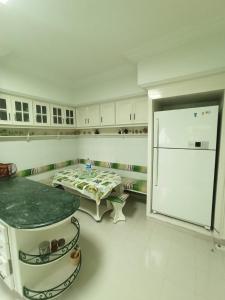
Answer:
0 177 80 229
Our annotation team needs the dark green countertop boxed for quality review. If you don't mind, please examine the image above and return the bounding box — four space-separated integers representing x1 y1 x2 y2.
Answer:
0 177 80 229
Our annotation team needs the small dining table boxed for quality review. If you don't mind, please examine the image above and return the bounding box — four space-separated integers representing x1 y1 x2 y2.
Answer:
52 167 124 221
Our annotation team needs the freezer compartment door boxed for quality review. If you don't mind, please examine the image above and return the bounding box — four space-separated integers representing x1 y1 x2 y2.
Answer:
152 148 216 227
154 106 218 149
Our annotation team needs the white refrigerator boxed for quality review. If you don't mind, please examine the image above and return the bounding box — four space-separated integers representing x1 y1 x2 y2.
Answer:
152 105 218 228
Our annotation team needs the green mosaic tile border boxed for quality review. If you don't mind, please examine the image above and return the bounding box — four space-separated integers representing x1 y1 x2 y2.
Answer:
77 159 147 174
17 159 78 177
17 158 147 180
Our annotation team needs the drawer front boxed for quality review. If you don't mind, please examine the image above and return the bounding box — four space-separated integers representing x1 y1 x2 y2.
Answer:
0 223 9 244
0 256 10 277
0 261 14 290
0 274 14 290
0 242 10 259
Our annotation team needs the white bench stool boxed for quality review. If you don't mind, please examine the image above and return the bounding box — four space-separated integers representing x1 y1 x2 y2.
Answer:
107 193 129 224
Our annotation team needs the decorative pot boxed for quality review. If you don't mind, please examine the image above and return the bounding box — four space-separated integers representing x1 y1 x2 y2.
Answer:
70 248 81 265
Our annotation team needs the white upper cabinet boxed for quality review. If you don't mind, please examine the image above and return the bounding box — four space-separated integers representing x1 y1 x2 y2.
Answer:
100 102 115 126
50 104 75 127
11 96 33 126
0 94 12 125
76 105 100 127
88 104 100 127
0 93 147 129
116 99 134 125
116 97 148 125
33 101 50 126
76 106 88 127
132 97 148 124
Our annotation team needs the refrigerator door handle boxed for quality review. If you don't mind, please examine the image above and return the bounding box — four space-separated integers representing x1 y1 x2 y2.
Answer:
154 148 159 186
155 118 159 147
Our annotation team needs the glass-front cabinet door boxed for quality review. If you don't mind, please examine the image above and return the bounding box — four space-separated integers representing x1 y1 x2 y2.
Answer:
64 107 76 127
33 101 50 126
0 94 12 125
11 97 33 125
50 105 63 126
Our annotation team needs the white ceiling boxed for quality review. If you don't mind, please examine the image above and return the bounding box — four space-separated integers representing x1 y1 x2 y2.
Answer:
0 0 225 92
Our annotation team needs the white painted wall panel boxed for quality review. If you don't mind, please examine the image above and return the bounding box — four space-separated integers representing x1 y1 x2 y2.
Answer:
0 139 78 171
77 137 148 166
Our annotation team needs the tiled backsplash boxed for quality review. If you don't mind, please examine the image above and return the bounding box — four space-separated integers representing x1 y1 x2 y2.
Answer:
17 158 147 177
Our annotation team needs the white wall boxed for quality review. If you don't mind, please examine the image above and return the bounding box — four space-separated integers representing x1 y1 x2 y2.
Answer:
1 136 148 172
73 65 145 105
0 65 74 105
0 136 147 182
77 137 147 166
0 64 145 106
0 139 78 171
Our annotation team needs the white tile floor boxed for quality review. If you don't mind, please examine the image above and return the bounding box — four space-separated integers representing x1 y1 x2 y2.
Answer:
1 197 225 300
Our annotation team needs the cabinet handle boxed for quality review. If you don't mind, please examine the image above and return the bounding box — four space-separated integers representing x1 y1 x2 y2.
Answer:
88 118 89 124
134 113 135 120
85 119 86 124
101 116 103 123
8 113 11 121
130 114 131 121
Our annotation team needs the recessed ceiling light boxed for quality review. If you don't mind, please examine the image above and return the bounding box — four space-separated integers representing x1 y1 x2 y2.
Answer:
0 0 8 4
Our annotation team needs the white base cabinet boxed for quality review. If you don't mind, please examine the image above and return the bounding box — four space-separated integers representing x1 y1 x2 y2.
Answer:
0 214 81 300
0 223 14 290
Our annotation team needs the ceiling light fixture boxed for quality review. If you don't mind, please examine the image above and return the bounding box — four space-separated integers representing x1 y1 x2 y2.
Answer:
0 0 9 4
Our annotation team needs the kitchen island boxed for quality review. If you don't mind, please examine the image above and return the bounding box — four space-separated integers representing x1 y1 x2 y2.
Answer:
0 177 81 299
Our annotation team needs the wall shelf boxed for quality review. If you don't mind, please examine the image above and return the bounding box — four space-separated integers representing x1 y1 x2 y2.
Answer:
77 133 148 138
76 123 148 129
0 127 80 141
0 125 148 141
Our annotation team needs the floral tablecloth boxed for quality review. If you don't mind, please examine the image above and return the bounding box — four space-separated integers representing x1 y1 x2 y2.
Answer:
52 168 122 205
